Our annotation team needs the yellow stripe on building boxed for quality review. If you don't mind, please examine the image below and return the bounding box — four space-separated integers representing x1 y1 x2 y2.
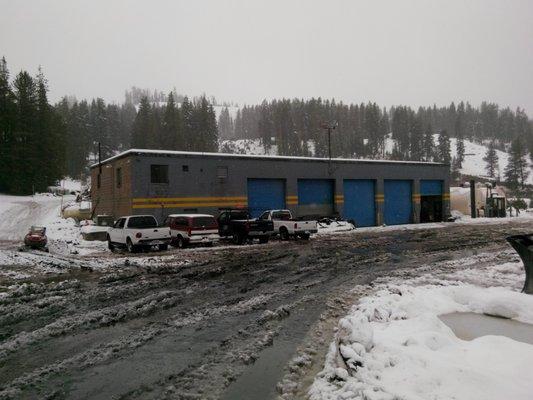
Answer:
133 196 247 204
133 201 248 209
286 195 298 205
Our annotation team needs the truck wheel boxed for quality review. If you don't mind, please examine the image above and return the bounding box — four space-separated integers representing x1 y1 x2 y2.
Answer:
107 236 114 251
126 238 137 253
259 236 269 244
280 227 290 241
177 236 186 249
232 233 244 245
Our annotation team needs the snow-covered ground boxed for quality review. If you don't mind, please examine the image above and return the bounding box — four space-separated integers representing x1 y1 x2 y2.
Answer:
309 252 533 400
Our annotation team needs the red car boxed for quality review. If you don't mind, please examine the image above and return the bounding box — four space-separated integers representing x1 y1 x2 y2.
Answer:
164 214 220 248
24 226 48 250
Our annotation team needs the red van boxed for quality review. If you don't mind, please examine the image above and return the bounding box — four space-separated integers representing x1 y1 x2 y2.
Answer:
165 214 220 248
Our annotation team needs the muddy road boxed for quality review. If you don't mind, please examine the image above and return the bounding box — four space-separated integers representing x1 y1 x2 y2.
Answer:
0 221 531 399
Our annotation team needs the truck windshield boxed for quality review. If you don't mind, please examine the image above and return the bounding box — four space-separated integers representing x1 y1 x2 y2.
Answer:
192 217 216 228
127 216 158 228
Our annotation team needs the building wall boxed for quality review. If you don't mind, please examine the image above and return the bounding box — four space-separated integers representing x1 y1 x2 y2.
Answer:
91 152 450 224
91 157 133 217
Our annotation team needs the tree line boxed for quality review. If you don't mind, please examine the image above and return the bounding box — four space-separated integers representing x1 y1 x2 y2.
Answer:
0 58 65 194
219 98 533 188
0 58 219 194
1 55 532 195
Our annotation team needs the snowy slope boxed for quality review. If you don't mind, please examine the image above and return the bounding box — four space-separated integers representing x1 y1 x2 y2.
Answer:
0 194 65 241
0 193 105 255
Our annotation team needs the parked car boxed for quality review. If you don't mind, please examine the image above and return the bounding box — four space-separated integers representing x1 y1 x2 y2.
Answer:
258 209 317 240
107 215 171 253
24 226 48 250
164 214 220 248
217 209 274 245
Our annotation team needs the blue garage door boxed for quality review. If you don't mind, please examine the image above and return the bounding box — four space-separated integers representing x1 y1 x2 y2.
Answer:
343 180 376 227
384 180 412 225
247 179 286 217
298 179 334 216
421 180 443 196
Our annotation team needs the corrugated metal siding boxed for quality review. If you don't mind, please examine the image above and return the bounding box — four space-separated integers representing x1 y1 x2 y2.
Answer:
247 179 286 217
420 180 443 196
384 180 412 225
343 179 376 227
297 179 334 216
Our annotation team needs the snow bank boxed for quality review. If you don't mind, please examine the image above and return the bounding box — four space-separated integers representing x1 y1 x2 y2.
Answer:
310 280 533 400
317 220 356 234
0 194 65 241
0 193 106 255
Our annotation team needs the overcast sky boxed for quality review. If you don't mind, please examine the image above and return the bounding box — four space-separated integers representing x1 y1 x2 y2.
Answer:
1 0 532 114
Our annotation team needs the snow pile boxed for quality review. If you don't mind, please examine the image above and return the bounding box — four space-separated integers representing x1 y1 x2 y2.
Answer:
310 279 533 400
0 194 65 241
317 220 356 234
0 193 106 255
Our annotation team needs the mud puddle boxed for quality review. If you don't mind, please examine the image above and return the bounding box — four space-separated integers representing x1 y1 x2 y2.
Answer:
440 312 533 345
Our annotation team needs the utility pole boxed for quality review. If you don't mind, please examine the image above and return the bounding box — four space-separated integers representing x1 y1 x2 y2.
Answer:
98 142 102 175
470 179 476 218
320 121 338 173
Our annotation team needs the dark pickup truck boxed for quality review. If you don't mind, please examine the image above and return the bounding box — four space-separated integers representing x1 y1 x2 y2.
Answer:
217 209 274 244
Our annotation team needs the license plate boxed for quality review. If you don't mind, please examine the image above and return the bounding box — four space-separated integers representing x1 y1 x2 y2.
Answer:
202 237 209 241
305 231 310 234
152 240 164 245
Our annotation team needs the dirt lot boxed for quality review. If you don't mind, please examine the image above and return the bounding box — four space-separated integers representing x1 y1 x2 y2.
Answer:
0 220 532 400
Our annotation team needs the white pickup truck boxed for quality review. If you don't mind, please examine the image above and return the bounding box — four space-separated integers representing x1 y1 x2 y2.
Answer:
107 215 171 253
258 210 317 240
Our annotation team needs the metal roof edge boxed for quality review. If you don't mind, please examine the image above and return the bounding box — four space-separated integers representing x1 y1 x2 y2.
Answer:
90 148 448 168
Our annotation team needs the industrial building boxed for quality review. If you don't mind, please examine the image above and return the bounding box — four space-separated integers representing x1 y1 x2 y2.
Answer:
90 149 450 226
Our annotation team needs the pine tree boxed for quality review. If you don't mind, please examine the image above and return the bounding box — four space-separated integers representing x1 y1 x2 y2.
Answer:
409 115 424 161
161 92 181 150
456 137 465 168
0 57 16 192
180 96 194 150
504 137 529 189
35 67 64 190
217 107 234 139
436 130 451 164
149 104 161 149
90 98 110 157
12 71 38 194
422 124 434 161
483 140 499 178
451 157 461 181
131 96 151 148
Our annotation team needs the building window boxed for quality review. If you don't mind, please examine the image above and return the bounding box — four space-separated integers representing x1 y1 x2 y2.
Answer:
182 165 189 172
151 164 169 184
217 166 228 180
116 168 122 188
